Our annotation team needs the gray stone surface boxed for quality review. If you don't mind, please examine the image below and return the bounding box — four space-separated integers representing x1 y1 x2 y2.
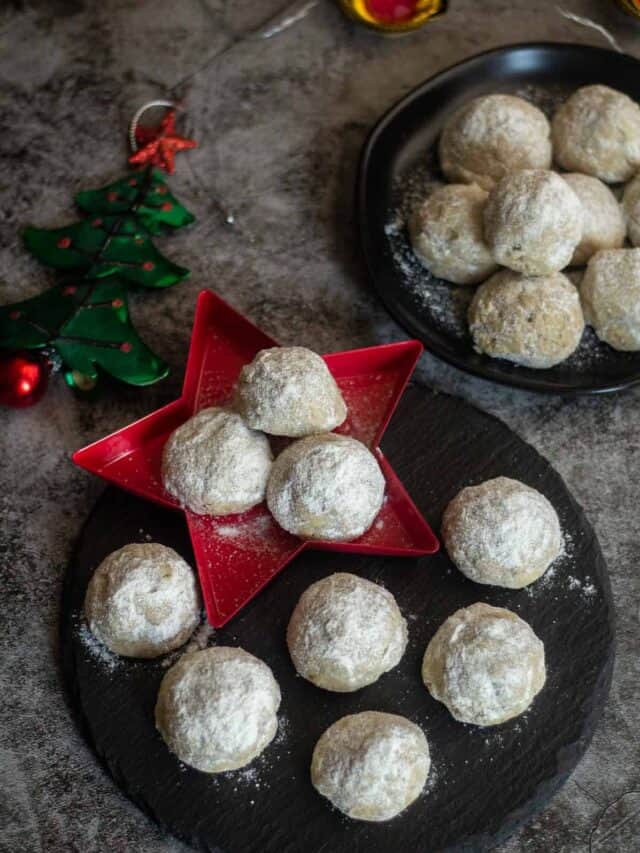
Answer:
0 1 638 851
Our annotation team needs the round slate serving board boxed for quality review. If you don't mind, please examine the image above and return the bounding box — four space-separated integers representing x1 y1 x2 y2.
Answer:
60 385 614 852
357 42 640 394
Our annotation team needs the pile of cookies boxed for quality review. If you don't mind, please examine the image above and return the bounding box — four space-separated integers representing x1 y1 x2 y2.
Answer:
82 347 565 823
162 346 384 541
409 86 640 367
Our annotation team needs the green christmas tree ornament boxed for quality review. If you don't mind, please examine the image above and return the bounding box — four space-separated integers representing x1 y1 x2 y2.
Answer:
0 101 197 404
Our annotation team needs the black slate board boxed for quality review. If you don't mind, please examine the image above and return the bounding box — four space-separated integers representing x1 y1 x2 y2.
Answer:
357 42 640 394
60 385 615 852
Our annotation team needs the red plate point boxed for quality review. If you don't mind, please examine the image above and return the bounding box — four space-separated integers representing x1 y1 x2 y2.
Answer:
73 290 438 626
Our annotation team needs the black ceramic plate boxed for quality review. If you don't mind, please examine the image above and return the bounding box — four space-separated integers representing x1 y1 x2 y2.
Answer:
358 42 640 394
60 385 614 852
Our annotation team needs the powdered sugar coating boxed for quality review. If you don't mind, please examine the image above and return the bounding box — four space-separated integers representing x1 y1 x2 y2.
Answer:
580 248 640 351
439 94 552 190
562 173 626 266
287 573 407 692
409 183 498 285
483 169 583 275
155 646 281 773
234 346 347 437
468 270 584 368
442 477 563 589
552 85 640 183
162 407 272 515
622 174 640 247
422 602 546 726
311 711 430 821
84 543 200 658
267 434 385 541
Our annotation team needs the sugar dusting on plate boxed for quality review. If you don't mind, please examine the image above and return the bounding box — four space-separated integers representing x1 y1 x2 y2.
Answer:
75 608 216 673
384 161 472 342
515 527 600 603
76 617 122 673
194 713 293 798
161 614 216 668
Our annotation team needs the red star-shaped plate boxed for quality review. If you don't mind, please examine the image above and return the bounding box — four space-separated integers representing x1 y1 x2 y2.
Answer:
73 291 439 626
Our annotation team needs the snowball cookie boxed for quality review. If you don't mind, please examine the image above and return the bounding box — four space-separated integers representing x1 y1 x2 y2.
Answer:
468 270 584 368
311 712 430 821
287 573 407 692
267 434 385 541
422 603 546 726
84 543 200 658
623 174 640 247
483 169 583 275
409 184 498 285
563 173 626 266
442 477 563 589
439 94 552 191
552 85 640 183
234 347 347 437
581 249 640 350
162 407 272 515
155 647 281 773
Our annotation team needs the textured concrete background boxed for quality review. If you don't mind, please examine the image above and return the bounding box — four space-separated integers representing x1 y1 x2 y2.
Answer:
0 1 639 851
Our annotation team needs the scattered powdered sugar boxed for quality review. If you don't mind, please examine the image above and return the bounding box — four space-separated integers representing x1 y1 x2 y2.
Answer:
385 162 472 341
566 575 597 597
191 714 293 797
421 756 438 797
76 608 214 674
232 715 291 785
212 515 273 541
76 617 122 673
562 325 612 371
522 526 600 604
337 371 397 447
231 764 262 790
213 523 243 538
529 560 558 593
272 712 290 749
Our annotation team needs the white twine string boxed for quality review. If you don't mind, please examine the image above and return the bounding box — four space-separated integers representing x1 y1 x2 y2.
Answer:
557 7 624 53
254 0 321 40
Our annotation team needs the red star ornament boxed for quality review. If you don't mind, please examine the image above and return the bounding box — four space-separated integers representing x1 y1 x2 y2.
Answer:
128 109 197 174
73 291 439 627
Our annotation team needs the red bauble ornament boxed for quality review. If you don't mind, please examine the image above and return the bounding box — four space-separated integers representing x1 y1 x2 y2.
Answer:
0 350 50 407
